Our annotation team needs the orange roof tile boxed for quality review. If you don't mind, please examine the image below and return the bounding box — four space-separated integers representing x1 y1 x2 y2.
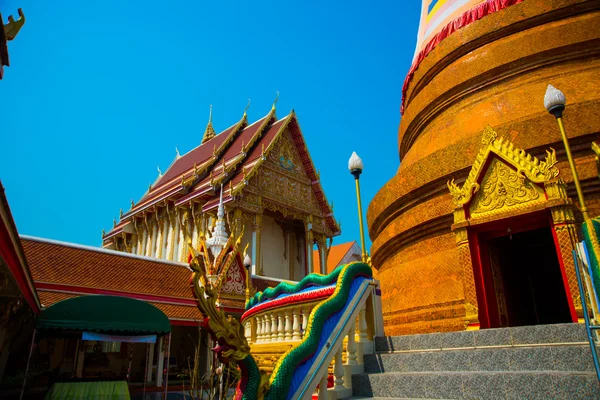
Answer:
25 236 286 321
37 290 203 322
313 241 359 274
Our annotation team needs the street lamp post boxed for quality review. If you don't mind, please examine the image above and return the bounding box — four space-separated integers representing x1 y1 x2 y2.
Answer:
348 152 369 263
544 84 590 220
244 253 252 304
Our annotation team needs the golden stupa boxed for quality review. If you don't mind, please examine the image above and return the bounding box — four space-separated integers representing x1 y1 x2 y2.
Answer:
368 0 600 336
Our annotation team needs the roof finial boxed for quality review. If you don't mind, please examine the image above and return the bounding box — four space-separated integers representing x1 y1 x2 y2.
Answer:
202 105 216 144
244 99 251 117
175 146 181 158
272 91 279 111
157 165 162 177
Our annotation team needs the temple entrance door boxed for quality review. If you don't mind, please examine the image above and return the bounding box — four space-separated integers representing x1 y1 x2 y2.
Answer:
473 214 575 329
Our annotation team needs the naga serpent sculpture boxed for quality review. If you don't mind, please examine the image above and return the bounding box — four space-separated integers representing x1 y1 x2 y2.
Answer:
188 235 372 400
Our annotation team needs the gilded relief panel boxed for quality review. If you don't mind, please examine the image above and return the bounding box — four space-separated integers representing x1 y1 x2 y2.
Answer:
469 158 545 219
259 128 320 217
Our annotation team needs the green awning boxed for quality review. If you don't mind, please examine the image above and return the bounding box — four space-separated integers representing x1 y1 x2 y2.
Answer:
36 295 171 335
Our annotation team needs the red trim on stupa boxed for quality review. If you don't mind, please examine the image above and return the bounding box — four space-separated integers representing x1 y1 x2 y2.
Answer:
401 0 525 114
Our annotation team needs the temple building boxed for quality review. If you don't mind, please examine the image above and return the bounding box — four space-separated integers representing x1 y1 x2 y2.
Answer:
0 9 25 80
367 0 600 335
102 103 340 309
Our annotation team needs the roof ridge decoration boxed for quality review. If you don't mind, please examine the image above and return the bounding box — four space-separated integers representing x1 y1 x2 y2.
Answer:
447 125 559 207
209 108 278 190
230 111 295 197
202 105 216 144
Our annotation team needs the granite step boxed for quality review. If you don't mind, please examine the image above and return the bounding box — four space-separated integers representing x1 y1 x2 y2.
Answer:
351 371 600 399
364 343 595 373
374 323 587 353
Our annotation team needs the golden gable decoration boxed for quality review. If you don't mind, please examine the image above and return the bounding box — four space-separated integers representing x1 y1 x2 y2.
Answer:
448 126 560 209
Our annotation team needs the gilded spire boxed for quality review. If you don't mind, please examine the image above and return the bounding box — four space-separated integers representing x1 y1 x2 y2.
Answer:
244 99 251 117
271 91 279 111
202 105 216 144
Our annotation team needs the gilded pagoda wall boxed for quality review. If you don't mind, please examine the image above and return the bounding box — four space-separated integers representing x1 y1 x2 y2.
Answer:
368 0 600 336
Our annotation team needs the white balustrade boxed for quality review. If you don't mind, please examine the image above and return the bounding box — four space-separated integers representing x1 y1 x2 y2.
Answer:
277 311 285 341
292 309 301 340
270 314 277 342
284 310 292 341
256 316 263 343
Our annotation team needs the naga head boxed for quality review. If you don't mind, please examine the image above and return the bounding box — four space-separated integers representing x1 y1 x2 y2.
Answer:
189 240 251 364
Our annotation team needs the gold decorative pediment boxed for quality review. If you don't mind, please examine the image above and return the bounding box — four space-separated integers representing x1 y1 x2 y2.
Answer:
448 126 559 208
469 158 545 218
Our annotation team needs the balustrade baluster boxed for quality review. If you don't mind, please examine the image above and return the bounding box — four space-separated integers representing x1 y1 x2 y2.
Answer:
317 372 328 400
284 310 292 341
264 313 271 343
277 311 284 341
256 315 263 343
270 314 277 342
334 347 344 390
245 321 252 344
346 327 357 365
301 306 309 336
292 308 301 340
358 305 368 342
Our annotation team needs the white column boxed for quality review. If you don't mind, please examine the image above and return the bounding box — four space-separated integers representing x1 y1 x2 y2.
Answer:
256 315 263 343
270 314 278 343
139 228 148 256
146 343 155 383
320 244 327 274
245 321 252 344
301 306 309 335
318 372 328 400
264 314 271 343
277 312 284 342
177 225 186 262
156 336 165 386
333 347 344 390
292 309 301 341
160 219 169 259
284 310 292 341
346 328 357 366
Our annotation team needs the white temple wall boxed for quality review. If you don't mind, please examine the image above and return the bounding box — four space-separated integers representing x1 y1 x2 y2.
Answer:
261 214 287 279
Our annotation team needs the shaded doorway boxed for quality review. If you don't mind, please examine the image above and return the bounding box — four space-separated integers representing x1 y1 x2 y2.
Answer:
485 226 572 327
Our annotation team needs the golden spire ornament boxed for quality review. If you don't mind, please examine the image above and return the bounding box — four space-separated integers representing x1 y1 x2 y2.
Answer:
271 91 279 111
244 98 251 117
202 105 216 144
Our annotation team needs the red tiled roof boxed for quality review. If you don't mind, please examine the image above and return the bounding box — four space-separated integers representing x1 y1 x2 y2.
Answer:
105 108 339 241
37 290 203 322
23 237 193 300
24 236 287 321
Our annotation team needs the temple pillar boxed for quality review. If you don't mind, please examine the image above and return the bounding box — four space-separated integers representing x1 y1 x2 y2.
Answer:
166 212 178 261
156 336 165 386
454 227 480 330
131 234 138 254
146 220 156 257
550 204 581 320
252 213 263 275
146 342 155 383
288 229 296 280
305 216 314 274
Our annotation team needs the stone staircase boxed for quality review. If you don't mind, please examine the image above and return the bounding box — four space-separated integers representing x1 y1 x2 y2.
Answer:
351 323 600 399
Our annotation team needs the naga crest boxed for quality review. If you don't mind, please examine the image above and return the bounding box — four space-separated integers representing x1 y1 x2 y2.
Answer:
188 238 250 363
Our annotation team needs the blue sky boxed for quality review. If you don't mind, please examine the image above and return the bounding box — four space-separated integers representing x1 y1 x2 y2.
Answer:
0 0 421 252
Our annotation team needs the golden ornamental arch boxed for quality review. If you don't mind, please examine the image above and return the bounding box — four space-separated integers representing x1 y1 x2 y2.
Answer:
446 126 582 330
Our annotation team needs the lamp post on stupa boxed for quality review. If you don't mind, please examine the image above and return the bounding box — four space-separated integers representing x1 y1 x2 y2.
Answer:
244 253 252 304
544 84 590 220
348 152 369 263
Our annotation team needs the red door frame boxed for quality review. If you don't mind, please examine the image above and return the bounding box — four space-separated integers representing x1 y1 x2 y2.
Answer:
467 210 577 328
